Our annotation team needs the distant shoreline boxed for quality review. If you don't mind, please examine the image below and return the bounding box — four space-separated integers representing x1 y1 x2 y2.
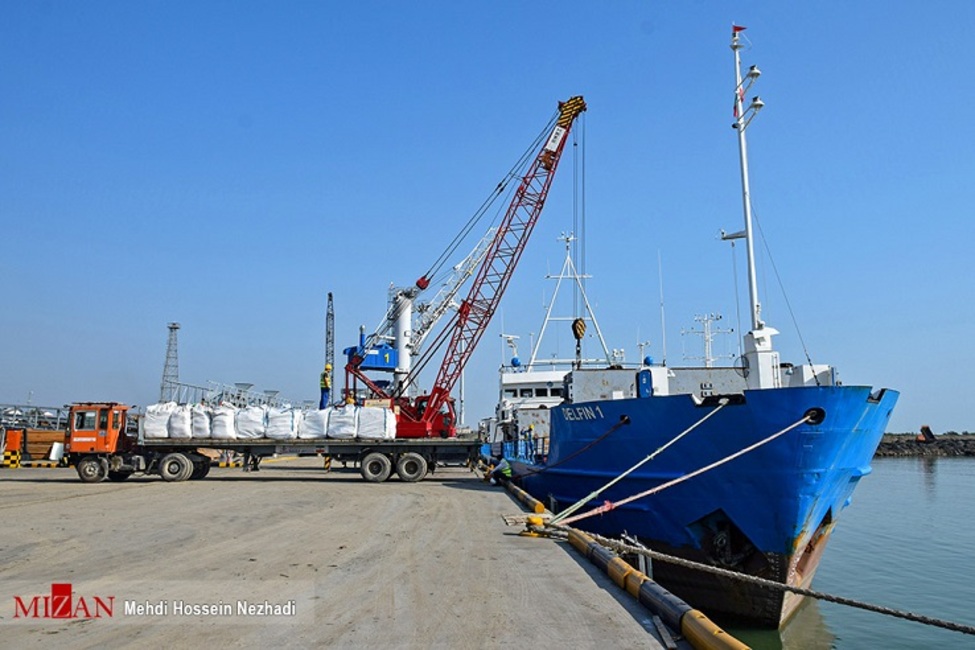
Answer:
876 433 975 457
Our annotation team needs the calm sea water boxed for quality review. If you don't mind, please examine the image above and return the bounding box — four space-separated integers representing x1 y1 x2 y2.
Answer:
730 458 975 649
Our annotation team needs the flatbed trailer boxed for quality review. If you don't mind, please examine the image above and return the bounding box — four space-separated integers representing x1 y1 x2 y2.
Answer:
139 436 483 481
65 402 482 484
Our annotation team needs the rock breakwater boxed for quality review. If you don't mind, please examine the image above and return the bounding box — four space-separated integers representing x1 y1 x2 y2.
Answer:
875 433 975 457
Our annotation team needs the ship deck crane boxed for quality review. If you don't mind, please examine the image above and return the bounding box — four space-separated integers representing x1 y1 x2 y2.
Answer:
345 96 586 437
349 226 496 401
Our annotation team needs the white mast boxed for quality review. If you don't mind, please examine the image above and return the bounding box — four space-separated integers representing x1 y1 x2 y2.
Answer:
728 26 781 389
392 290 413 394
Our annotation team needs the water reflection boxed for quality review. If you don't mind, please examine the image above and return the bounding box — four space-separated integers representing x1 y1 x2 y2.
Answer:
919 456 937 496
727 598 836 650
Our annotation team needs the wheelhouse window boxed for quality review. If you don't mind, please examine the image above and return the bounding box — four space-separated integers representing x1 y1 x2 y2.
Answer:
74 410 97 430
519 388 533 397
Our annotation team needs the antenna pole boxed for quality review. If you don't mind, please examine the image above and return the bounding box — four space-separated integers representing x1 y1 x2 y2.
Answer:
657 251 667 366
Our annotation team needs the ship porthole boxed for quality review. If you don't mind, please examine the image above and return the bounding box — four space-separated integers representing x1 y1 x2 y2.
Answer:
804 407 826 425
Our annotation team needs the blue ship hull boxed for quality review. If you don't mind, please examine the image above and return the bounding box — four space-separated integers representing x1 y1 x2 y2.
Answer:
506 384 899 627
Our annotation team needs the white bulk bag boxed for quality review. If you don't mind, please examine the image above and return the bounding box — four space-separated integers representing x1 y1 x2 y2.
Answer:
326 406 357 439
144 402 177 439
298 409 328 439
236 405 267 439
191 404 211 439
266 407 300 440
168 404 193 440
210 404 238 440
357 407 395 440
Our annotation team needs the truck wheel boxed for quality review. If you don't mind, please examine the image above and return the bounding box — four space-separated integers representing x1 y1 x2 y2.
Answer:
107 470 133 481
189 456 211 480
77 456 107 483
360 452 392 483
395 452 428 482
159 453 193 482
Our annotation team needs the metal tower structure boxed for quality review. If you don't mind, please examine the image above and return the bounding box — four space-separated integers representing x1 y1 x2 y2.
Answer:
160 322 181 402
325 292 335 384
319 294 335 408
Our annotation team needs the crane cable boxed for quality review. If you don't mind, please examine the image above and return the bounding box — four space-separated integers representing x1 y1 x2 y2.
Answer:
554 413 812 527
419 111 559 288
392 308 456 397
400 111 561 390
548 399 729 526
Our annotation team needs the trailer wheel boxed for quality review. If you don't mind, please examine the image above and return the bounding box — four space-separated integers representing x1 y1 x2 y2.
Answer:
77 456 107 483
360 452 392 483
107 470 133 481
395 452 428 482
159 453 193 482
189 456 211 480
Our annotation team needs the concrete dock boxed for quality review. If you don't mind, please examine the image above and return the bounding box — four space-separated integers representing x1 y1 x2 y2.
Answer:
0 459 679 648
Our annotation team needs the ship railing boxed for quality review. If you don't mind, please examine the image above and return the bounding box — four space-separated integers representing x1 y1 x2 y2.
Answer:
503 432 549 465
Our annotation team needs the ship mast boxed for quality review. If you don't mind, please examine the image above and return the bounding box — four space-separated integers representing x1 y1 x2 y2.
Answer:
731 28 762 332
727 25 781 389
527 233 612 370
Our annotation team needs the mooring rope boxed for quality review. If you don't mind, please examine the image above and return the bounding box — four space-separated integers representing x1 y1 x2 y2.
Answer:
543 526 975 637
549 399 729 525
556 414 811 527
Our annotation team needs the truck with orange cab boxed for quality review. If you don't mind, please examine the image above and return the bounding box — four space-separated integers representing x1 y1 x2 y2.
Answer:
64 402 481 484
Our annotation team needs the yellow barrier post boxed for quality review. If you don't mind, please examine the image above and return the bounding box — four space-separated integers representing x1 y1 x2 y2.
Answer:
2 450 21 468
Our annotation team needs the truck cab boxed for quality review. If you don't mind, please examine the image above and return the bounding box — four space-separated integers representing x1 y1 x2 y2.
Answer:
67 403 130 454
66 402 132 482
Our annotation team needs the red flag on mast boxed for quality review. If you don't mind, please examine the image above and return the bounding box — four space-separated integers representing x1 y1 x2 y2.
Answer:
732 25 747 33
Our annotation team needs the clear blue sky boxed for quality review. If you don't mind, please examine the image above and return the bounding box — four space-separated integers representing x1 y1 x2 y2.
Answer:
2 2 973 433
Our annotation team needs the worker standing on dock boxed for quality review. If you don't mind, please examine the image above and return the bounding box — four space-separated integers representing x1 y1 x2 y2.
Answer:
319 363 332 409
490 455 512 485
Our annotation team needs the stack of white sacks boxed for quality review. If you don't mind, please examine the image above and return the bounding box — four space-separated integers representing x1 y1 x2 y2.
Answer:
141 402 395 440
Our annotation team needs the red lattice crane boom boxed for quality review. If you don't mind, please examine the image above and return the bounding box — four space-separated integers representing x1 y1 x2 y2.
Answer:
346 96 586 438
399 96 586 437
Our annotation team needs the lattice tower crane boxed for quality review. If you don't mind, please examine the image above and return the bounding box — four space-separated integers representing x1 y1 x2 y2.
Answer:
319 293 335 408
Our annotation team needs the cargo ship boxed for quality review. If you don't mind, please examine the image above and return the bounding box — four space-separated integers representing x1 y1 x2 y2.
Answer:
495 27 899 628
